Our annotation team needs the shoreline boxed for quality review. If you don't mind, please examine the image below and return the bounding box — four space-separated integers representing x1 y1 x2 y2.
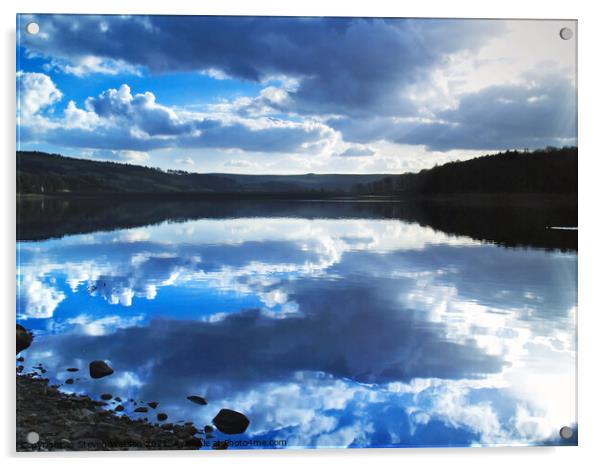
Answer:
17 191 576 203
16 192 577 251
16 374 207 452
16 325 246 452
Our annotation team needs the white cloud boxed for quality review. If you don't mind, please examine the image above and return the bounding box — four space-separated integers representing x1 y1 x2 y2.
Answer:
19 273 65 319
223 159 256 169
64 100 101 129
201 68 231 80
120 150 150 162
17 71 62 118
20 80 337 156
49 55 142 77
175 157 195 166
91 149 150 162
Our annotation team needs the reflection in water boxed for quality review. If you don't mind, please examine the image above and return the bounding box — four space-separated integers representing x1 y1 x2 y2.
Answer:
16 209 577 448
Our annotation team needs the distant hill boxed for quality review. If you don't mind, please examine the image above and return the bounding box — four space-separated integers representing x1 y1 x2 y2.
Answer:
16 151 388 195
16 147 577 196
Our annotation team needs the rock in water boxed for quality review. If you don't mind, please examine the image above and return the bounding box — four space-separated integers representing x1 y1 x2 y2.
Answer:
66 367 79 372
100 393 113 401
157 413 168 422
212 409 250 435
187 395 207 405
89 360 114 379
16 324 33 354
134 407 148 413
65 378 74 385
114 405 125 412
148 401 159 409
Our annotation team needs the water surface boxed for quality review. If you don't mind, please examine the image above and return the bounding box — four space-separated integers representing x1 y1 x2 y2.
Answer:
16 199 577 448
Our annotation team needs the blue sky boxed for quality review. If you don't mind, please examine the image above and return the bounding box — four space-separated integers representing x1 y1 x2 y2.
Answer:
17 15 577 174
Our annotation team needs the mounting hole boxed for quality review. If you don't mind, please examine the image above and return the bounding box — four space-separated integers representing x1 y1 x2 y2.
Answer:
559 426 573 439
559 27 573 40
25 22 40 35
26 431 40 444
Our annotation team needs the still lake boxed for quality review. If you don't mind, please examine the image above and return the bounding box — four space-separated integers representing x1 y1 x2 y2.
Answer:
16 198 577 448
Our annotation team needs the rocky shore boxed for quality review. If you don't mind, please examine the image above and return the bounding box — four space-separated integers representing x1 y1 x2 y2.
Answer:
17 375 208 451
16 325 247 452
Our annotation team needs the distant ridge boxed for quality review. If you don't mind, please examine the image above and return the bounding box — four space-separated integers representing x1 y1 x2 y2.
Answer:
16 151 388 195
16 147 577 196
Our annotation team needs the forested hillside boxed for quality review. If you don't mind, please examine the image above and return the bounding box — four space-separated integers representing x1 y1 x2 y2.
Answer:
17 147 577 196
354 147 577 195
16 151 386 195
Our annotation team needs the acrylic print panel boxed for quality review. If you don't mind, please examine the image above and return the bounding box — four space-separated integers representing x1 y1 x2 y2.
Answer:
16 15 577 451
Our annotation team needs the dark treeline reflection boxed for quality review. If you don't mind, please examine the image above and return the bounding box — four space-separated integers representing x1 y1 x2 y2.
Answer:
17 195 576 251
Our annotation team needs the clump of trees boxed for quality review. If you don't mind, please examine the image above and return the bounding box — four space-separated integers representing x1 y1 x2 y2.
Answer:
353 147 577 196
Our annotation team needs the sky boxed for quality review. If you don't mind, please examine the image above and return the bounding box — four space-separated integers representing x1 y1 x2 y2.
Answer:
16 15 577 174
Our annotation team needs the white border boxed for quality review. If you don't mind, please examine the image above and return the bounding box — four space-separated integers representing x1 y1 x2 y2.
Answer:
2 1 601 465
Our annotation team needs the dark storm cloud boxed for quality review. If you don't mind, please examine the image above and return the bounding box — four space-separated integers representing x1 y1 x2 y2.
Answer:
397 75 577 151
331 74 577 151
21 15 502 116
19 15 576 155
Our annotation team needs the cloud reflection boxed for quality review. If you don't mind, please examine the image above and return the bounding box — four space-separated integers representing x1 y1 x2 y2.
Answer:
17 217 576 447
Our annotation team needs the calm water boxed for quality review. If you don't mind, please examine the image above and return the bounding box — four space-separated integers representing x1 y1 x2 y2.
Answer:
16 199 577 448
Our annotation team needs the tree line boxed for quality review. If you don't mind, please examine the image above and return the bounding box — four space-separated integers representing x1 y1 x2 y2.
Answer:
353 147 577 196
17 147 577 196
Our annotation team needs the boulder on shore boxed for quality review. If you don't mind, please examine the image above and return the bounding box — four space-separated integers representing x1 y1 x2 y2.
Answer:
16 325 33 355
212 409 250 435
89 360 114 379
